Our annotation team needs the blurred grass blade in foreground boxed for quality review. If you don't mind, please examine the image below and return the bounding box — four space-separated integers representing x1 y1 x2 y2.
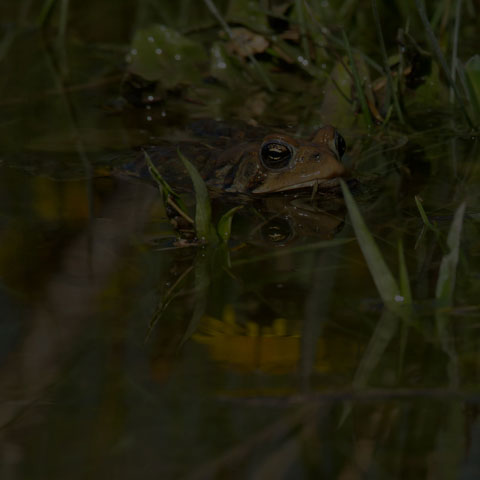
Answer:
434 202 466 389
462 55 480 122
435 202 466 306
340 179 408 317
397 238 412 305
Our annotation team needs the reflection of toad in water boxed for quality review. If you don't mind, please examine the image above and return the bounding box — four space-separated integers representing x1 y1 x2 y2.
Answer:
247 196 346 246
147 193 350 382
190 305 359 375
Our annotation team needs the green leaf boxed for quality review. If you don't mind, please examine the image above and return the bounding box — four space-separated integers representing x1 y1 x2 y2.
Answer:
435 202 466 305
217 206 243 243
340 179 403 313
128 24 207 87
177 148 217 244
225 0 267 31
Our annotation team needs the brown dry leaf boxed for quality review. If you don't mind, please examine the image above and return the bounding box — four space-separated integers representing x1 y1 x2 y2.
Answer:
226 27 269 58
236 90 269 121
279 28 300 42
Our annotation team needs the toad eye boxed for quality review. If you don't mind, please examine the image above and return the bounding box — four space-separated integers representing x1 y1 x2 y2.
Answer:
335 131 346 159
260 141 294 170
261 217 295 245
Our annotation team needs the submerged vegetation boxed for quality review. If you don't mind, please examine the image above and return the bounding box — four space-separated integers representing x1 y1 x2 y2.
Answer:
0 0 480 478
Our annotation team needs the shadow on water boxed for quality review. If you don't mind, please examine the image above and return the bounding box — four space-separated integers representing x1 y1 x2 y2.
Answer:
1 0 480 478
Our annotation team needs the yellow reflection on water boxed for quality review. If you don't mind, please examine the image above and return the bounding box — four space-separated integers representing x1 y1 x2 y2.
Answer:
192 305 359 375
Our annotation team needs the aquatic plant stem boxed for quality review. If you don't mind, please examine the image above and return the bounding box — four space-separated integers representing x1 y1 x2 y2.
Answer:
414 0 474 127
145 264 194 342
371 0 405 124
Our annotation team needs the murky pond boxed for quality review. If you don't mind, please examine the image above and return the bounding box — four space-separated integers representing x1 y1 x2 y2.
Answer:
1 1 480 478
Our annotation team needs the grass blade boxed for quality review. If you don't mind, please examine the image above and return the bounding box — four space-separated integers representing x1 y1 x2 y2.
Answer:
144 150 182 201
435 202 466 305
37 0 57 26
339 308 399 425
56 0 69 76
340 179 403 313
397 238 412 304
414 195 448 252
294 0 310 61
180 248 210 345
449 0 462 104
342 30 373 129
435 202 465 390
145 265 193 342
353 309 400 388
371 0 404 124
460 55 480 121
217 206 243 243
144 150 193 224
178 148 218 244
414 0 474 127
414 195 437 231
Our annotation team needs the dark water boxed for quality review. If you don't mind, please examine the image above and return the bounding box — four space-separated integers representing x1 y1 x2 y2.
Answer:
1 1 480 479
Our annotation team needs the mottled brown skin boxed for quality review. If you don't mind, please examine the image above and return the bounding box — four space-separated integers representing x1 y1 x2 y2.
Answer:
205 125 346 194
129 124 347 195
